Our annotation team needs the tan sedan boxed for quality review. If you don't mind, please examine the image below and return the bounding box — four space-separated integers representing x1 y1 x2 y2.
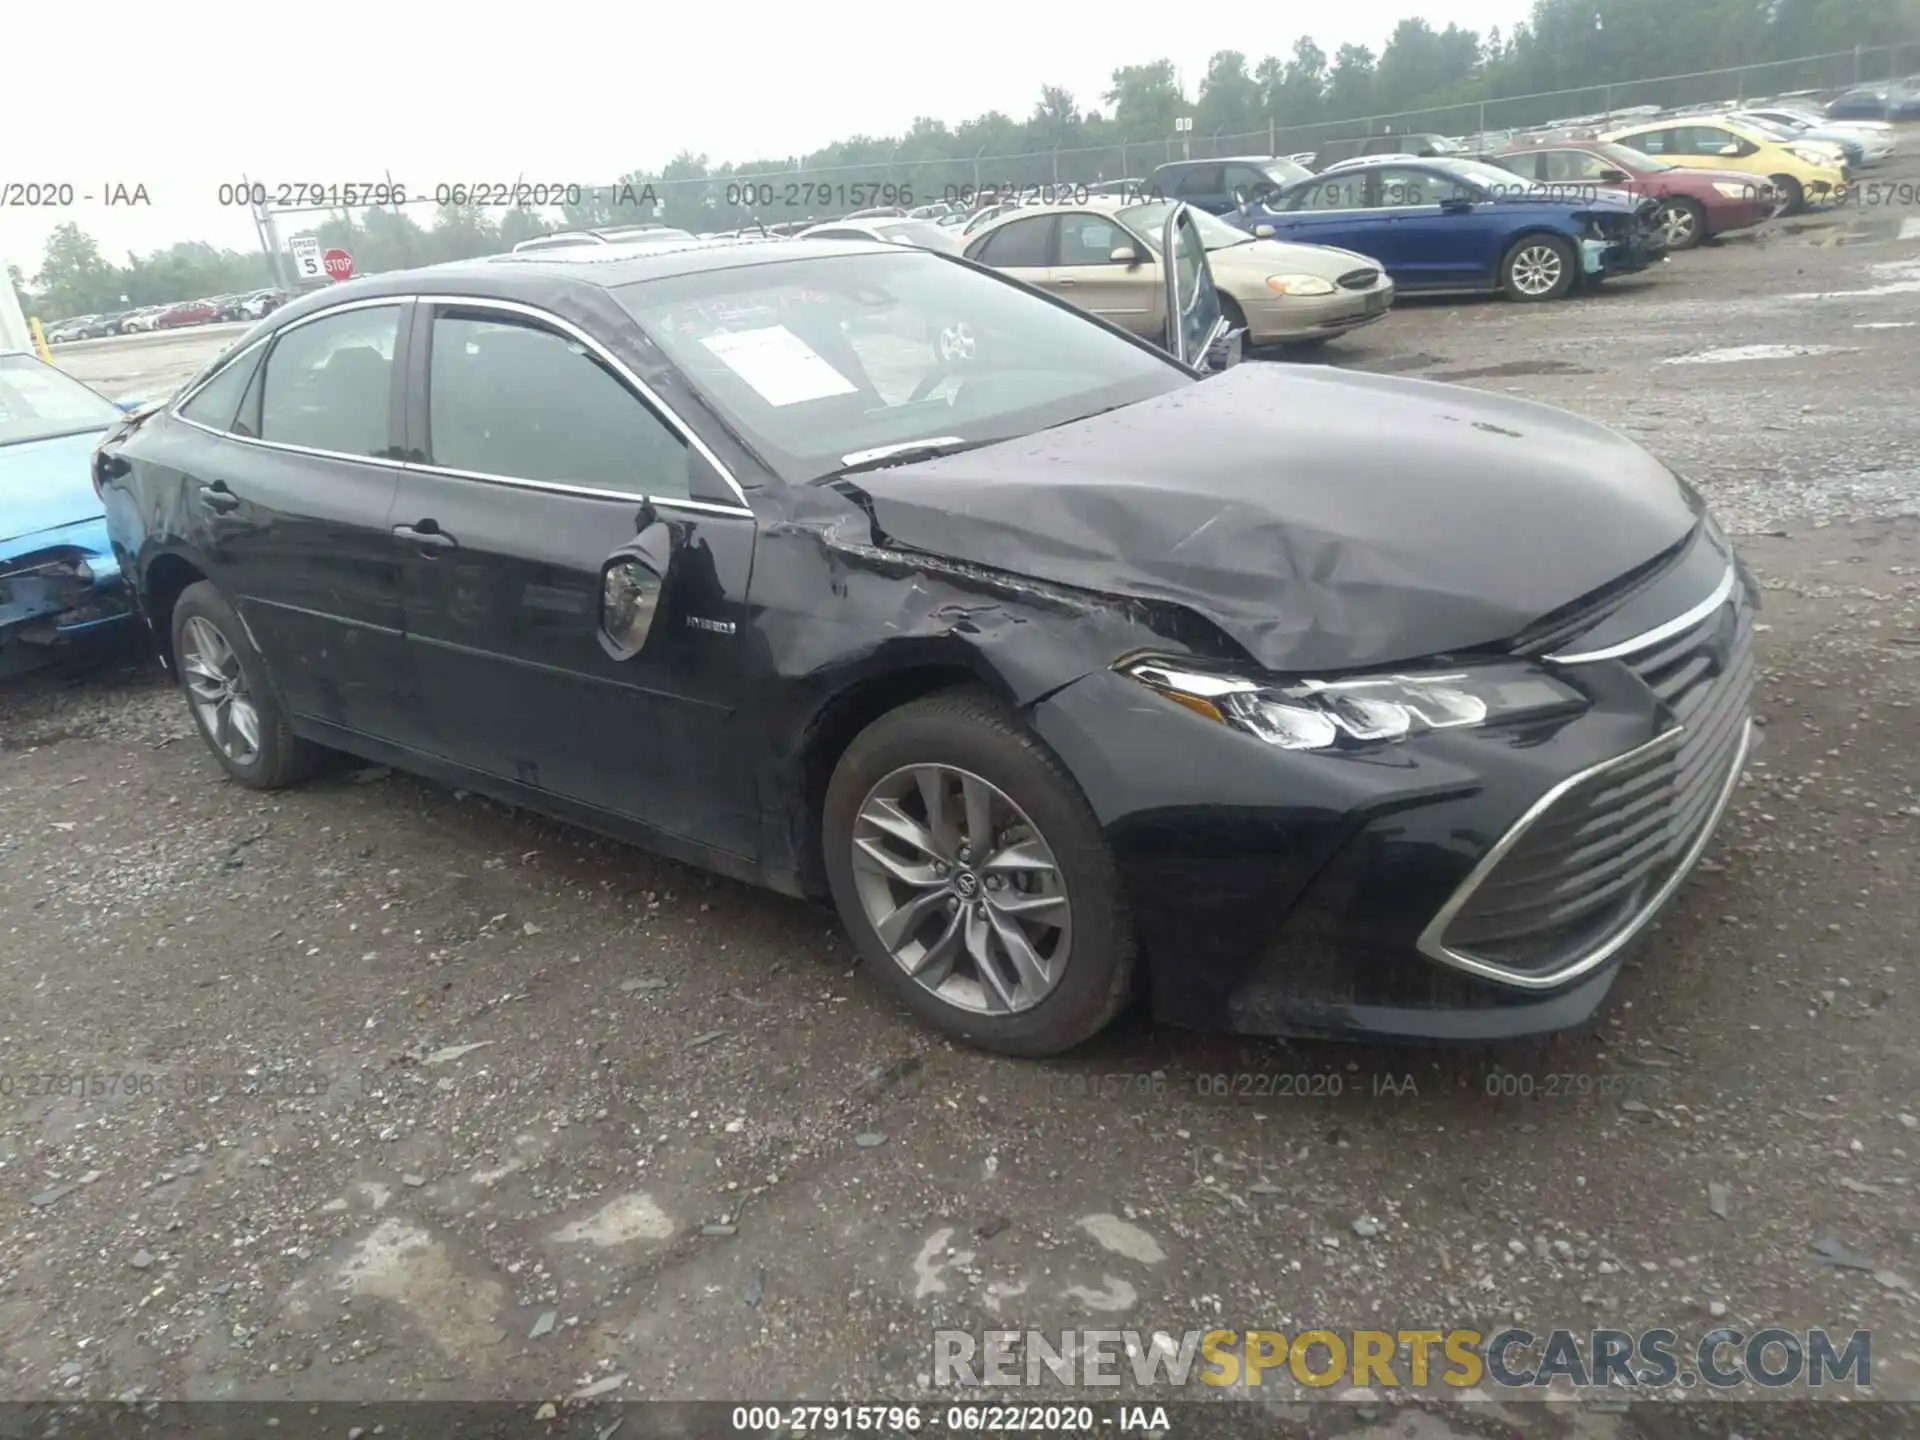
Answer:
961 197 1394 348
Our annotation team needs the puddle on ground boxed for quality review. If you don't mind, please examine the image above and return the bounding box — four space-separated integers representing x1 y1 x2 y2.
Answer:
1804 216 1920 246
1360 351 1446 374
1661 343 1859 365
1426 359 1593 381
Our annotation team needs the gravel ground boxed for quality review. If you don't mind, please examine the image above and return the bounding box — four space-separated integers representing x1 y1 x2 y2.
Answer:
5 159 1920 1438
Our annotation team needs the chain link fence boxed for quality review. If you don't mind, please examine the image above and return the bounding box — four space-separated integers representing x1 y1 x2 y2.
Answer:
264 42 1917 259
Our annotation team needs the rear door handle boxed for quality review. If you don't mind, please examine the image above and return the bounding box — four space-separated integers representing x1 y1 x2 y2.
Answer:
198 483 240 513
393 522 457 550
1055 278 1077 287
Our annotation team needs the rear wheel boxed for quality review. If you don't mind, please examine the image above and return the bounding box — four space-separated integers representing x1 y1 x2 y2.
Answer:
823 687 1136 1057
1500 235 1576 301
1658 197 1708 250
1769 174 1804 216
171 581 323 790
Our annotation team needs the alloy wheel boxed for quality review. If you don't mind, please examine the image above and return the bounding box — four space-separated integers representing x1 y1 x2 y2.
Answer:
1510 245 1564 297
849 764 1071 1016
1660 204 1697 247
180 615 262 766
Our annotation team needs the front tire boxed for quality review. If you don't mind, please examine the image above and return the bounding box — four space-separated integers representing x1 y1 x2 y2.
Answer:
171 580 322 790
823 687 1136 1057
1500 235 1576 301
1769 174 1805 216
1658 197 1707 251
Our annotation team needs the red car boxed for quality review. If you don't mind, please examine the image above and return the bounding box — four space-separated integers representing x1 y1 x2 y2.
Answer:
154 299 219 329
1488 139 1775 250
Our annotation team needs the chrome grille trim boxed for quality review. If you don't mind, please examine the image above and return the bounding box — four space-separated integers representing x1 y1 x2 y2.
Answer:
1336 268 1381 290
1417 564 1753 991
1545 563 1737 664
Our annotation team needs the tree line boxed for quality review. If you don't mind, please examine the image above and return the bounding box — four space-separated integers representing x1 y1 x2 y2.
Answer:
16 0 1916 319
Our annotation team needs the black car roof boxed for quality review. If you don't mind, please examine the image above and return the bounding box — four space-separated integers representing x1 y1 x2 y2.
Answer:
257 236 903 332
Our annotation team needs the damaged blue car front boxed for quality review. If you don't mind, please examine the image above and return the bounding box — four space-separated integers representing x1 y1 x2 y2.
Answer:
1 350 146 674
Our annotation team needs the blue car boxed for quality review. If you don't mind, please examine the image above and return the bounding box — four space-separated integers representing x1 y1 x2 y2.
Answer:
1232 157 1665 302
1 350 147 673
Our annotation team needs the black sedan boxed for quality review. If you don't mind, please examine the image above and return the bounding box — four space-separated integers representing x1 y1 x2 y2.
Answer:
96 230 1755 1056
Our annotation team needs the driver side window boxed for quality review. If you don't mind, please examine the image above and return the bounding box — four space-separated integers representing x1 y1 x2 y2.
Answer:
1373 167 1437 207
1056 214 1129 267
1543 149 1605 182
256 304 401 457
1287 176 1367 211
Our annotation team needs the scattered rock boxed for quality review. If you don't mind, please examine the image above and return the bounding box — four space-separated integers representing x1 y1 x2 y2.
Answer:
401 1173 427 1188
129 1249 155 1270
572 1373 628 1400
854 1132 886 1149
701 1222 738 1237
685 1030 728 1049
1812 1236 1877 1272
743 1269 765 1307
534 1403 557 1420
1876 1271 1912 1293
1351 1219 1381 1239
975 1216 1010 1240
528 1311 557 1340
423 1042 493 1065
57 1362 83 1380
620 978 669 992
1709 1300 1728 1319
28 1183 78 1209
1709 1182 1731 1220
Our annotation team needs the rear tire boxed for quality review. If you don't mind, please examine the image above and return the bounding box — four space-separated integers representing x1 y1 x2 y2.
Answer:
822 686 1136 1057
1658 197 1708 251
170 581 324 790
1500 235 1576 302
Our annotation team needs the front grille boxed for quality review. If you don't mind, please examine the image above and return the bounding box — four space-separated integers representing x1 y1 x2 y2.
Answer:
1336 268 1380 290
1424 574 1754 984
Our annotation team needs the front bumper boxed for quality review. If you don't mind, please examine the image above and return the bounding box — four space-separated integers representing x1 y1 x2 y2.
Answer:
1029 535 1756 1041
0 543 136 672
1243 280 1395 345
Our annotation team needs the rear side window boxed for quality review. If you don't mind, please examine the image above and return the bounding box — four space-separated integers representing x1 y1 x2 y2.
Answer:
178 346 264 432
971 216 1053 268
1287 176 1368 211
1627 128 1674 155
425 311 690 498
1172 166 1224 197
257 305 401 457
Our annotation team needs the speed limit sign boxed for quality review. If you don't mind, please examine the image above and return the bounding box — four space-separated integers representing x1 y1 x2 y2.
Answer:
289 235 324 280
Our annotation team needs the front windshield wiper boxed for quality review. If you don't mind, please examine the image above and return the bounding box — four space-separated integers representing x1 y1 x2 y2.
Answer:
820 436 987 481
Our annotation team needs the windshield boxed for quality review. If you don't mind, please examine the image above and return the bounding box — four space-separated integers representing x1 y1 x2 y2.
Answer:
1736 115 1799 141
1434 157 1558 189
0 353 125 447
1116 202 1255 251
1595 141 1671 171
618 250 1188 486
1260 159 1312 187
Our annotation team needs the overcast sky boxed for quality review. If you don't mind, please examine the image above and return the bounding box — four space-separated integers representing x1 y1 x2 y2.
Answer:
4 0 1526 276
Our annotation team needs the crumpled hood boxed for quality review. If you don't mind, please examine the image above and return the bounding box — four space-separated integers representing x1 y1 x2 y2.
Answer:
851 363 1699 673
0 429 111 550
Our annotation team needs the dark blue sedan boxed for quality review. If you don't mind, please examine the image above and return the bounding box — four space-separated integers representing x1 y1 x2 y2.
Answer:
1232 157 1666 302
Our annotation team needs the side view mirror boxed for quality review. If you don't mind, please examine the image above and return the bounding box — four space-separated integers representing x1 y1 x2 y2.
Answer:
116 397 147 413
1253 223 1277 239
1440 194 1475 212
598 514 675 661
1110 245 1141 266
1598 168 1631 183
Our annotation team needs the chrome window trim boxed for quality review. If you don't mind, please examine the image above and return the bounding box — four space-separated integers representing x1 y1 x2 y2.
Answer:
1416 717 1752 991
1545 563 1737 665
161 292 756 518
170 332 272 416
414 293 751 510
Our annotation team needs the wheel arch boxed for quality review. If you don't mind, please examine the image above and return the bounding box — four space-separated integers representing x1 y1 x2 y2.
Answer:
787 652 1017 896
141 549 212 670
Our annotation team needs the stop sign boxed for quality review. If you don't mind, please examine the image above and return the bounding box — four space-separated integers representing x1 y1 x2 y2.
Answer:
322 248 355 281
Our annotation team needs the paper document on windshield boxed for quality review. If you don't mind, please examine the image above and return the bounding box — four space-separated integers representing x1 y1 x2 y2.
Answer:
700 325 859 407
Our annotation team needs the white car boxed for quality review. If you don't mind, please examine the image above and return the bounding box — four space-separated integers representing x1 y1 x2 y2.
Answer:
1737 106 1896 164
794 217 960 252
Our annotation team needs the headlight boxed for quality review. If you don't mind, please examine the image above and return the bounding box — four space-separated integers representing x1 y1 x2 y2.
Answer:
1711 181 1755 199
1266 274 1337 296
1123 659 1587 751
1789 145 1835 166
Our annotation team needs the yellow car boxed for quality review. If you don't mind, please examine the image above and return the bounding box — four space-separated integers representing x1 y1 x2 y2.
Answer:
1600 118 1845 214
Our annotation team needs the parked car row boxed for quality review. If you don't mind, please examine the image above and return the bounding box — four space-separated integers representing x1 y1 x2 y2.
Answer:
42 289 289 344
66 208 1760 1056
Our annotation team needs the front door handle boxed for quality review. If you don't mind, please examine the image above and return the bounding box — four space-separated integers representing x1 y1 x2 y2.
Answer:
1054 278 1077 287
198 482 240 513
393 522 457 550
